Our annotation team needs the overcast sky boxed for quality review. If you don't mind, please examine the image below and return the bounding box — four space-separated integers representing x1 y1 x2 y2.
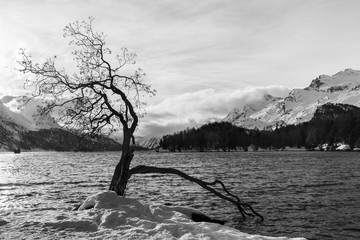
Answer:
1 0 360 137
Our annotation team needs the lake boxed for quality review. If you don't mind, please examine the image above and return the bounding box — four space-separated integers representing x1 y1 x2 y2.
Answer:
0 151 359 239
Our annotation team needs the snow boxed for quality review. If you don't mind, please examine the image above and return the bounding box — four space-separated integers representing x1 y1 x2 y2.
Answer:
223 94 281 129
335 144 350 151
135 137 161 149
0 191 306 239
315 69 360 91
0 100 35 131
224 69 360 130
0 95 59 130
75 191 307 239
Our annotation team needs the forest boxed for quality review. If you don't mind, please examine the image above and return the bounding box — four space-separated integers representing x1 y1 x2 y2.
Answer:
159 103 360 151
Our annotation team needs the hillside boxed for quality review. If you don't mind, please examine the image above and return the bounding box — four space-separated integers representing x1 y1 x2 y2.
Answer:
1 95 59 130
0 96 121 152
224 69 360 129
160 103 360 151
135 136 161 149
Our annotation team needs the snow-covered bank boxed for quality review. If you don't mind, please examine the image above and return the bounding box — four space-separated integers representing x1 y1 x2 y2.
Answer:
1 191 305 239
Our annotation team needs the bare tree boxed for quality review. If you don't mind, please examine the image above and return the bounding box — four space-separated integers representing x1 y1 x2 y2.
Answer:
18 17 263 221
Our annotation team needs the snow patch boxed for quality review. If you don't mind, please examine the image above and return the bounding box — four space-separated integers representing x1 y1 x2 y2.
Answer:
224 69 360 129
336 144 351 151
0 191 306 239
135 136 161 149
0 95 59 130
29 191 304 239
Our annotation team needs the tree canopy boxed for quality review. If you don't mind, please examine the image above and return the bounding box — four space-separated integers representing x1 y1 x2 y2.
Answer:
17 17 263 222
18 17 156 138
160 103 360 152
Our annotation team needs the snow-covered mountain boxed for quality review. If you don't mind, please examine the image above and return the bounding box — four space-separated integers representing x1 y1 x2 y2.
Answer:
223 94 282 129
0 95 158 150
0 96 120 151
0 101 26 150
135 136 160 149
224 69 360 129
1 95 59 130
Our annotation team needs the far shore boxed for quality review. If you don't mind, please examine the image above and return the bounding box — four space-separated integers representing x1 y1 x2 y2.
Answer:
2 146 360 154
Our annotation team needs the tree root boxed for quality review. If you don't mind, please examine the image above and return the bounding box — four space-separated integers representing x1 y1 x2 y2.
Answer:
129 165 264 221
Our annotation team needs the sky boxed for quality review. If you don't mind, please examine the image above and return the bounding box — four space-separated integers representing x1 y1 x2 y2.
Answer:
1 0 360 137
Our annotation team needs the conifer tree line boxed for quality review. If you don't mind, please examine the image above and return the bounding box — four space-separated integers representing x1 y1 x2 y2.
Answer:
160 103 360 151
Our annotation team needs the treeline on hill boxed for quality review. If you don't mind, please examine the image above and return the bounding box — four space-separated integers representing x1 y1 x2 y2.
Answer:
159 103 360 151
19 129 122 152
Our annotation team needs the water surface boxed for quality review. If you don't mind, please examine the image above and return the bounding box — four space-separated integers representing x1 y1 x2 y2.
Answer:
0 151 359 239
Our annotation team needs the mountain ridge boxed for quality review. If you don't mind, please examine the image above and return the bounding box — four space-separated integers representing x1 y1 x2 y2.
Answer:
159 102 360 151
224 69 360 129
2 68 360 150
0 96 121 152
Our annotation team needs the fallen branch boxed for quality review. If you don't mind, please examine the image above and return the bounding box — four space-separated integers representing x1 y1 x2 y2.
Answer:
129 165 263 221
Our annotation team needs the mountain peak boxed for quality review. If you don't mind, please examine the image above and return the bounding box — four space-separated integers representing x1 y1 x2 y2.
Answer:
1 95 59 130
223 92 280 126
263 93 278 101
0 95 16 104
305 68 360 92
224 69 360 130
333 68 360 77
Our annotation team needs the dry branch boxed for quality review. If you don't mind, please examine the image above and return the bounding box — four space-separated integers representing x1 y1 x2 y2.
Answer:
17 17 263 222
129 165 264 221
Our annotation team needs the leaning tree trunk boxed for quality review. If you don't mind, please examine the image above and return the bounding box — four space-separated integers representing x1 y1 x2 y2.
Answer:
128 165 264 221
109 130 134 196
108 130 263 221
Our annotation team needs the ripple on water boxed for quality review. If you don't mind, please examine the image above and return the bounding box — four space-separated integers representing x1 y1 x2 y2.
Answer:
0 151 359 239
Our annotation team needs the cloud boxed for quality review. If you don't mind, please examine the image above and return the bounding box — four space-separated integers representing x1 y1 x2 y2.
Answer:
138 120 198 139
3 0 360 139
138 85 290 137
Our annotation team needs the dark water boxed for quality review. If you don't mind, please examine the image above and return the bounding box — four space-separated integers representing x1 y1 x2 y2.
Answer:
129 151 360 240
1 151 359 239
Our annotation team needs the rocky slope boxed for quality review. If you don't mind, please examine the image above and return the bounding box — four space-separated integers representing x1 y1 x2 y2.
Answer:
0 96 121 152
135 136 161 149
1 95 59 130
224 69 360 129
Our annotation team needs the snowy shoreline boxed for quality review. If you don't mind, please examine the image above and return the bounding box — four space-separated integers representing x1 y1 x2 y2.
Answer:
1 191 306 239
